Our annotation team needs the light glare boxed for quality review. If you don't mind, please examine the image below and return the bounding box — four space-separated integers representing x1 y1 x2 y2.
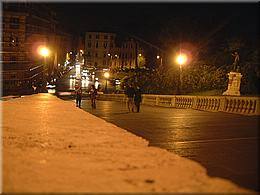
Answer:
38 47 50 57
104 72 110 79
176 54 187 65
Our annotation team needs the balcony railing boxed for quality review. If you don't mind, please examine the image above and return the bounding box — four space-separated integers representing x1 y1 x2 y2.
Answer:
98 94 260 116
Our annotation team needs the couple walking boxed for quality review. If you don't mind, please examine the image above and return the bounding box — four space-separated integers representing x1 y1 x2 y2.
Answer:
125 84 142 113
75 85 97 109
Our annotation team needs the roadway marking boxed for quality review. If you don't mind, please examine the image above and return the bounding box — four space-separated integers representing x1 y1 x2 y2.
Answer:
174 137 259 144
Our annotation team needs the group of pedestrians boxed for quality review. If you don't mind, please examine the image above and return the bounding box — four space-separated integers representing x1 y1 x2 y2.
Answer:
75 82 142 113
125 84 142 113
75 84 97 109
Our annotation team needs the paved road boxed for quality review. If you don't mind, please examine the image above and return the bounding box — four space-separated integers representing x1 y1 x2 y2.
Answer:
56 68 259 191
78 99 259 191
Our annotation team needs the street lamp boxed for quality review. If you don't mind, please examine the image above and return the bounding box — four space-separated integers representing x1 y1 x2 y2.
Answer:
107 53 113 68
37 46 51 90
38 45 50 71
38 46 50 66
176 53 188 94
38 47 50 57
157 55 163 67
104 72 110 93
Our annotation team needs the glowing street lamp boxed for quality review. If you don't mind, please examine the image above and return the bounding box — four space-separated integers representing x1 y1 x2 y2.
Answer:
104 72 110 79
38 46 50 69
157 55 163 66
37 46 51 86
176 53 188 94
104 72 110 93
38 46 50 57
176 53 187 66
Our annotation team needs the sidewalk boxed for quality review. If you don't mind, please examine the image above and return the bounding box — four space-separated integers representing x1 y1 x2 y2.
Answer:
2 93 251 193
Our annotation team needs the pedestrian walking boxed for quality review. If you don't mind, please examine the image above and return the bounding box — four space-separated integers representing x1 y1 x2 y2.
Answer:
89 84 97 109
75 86 82 108
125 84 135 112
134 86 142 113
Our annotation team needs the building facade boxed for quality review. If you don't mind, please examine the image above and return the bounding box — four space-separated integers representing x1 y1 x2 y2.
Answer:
85 32 116 69
84 32 145 70
1 3 74 94
119 38 144 69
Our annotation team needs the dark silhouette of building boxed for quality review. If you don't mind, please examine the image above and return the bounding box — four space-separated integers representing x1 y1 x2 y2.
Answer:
2 3 74 95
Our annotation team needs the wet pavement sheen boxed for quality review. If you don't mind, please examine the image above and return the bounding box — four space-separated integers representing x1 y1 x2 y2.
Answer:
79 99 259 191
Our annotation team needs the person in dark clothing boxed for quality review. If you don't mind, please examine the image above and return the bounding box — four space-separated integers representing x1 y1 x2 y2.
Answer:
89 85 97 109
134 86 142 112
75 86 82 108
125 84 135 112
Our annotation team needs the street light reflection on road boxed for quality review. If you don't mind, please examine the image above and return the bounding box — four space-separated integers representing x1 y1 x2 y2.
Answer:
95 81 99 89
69 78 76 90
75 63 81 77
104 72 110 93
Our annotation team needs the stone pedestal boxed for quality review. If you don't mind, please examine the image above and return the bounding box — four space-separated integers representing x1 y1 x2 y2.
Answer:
223 71 242 96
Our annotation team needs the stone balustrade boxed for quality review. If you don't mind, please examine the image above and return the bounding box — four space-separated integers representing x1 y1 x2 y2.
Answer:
97 94 260 115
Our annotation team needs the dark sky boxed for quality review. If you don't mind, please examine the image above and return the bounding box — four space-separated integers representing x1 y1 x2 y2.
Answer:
50 3 259 46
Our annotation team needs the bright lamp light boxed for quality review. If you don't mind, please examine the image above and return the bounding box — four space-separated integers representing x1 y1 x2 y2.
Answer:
38 47 50 57
176 54 187 65
104 72 110 79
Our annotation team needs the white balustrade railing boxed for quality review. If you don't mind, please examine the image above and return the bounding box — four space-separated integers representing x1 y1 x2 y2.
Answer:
97 94 260 115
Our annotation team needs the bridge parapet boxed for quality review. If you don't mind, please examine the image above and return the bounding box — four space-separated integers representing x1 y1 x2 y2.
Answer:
98 94 259 115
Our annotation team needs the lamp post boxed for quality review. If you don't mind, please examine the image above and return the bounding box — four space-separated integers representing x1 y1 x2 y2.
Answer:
108 53 112 68
38 46 50 88
38 46 50 65
104 72 110 93
157 55 162 67
176 53 187 94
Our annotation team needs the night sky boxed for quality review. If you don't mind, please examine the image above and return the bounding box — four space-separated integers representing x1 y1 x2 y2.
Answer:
49 2 259 51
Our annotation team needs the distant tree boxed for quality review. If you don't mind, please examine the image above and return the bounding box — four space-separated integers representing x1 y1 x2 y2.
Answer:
181 62 226 94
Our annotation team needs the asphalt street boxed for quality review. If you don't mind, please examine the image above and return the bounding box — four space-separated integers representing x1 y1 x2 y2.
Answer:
79 100 259 191
56 68 259 191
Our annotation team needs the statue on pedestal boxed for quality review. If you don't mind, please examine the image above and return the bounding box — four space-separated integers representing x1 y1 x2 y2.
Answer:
222 51 242 96
231 51 240 72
